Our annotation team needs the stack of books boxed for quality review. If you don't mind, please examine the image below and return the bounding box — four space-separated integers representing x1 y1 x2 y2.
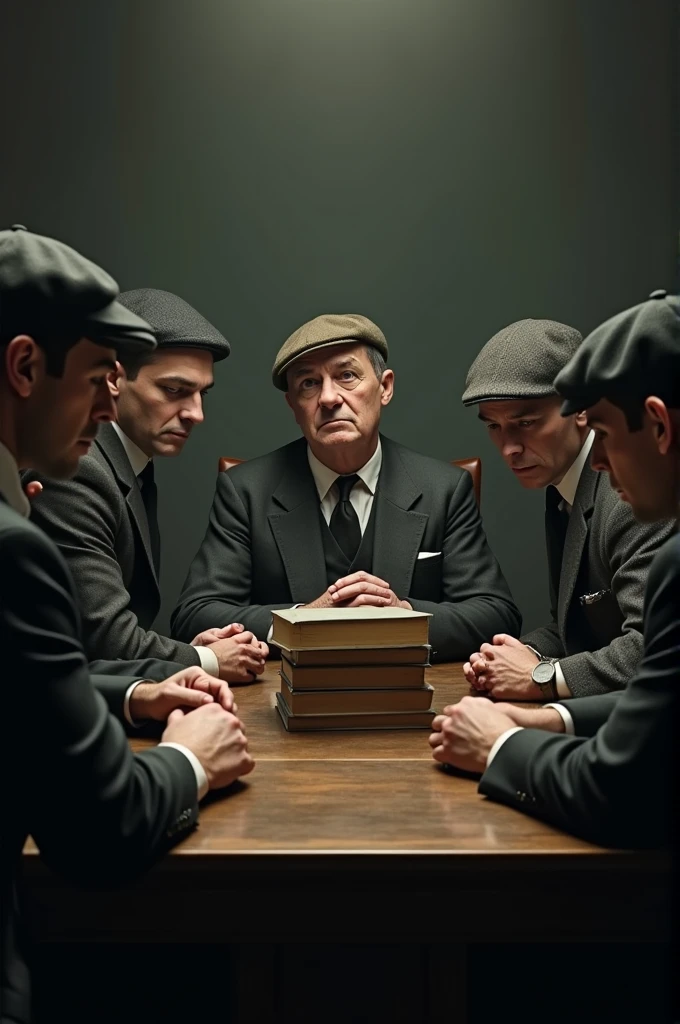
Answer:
271 607 435 732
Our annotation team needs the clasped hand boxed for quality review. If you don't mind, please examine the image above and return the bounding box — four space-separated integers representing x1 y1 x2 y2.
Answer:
129 666 236 723
463 634 543 699
304 571 412 610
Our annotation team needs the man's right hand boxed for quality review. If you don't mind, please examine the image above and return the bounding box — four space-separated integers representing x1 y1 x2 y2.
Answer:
162 703 254 791
207 634 268 683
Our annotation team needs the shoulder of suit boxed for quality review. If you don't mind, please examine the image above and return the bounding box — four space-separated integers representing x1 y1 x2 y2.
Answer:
594 472 676 543
218 437 307 486
0 500 65 565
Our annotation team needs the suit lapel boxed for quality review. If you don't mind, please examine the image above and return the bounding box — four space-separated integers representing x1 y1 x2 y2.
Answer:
268 440 328 601
557 462 599 635
95 424 159 589
371 437 428 598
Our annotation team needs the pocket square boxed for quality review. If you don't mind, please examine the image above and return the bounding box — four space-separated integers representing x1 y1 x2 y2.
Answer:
579 588 611 606
417 551 442 560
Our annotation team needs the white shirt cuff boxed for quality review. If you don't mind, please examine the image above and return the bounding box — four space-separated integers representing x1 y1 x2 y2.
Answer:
486 726 524 767
554 661 571 698
159 742 209 801
196 644 219 677
544 702 575 735
123 680 145 727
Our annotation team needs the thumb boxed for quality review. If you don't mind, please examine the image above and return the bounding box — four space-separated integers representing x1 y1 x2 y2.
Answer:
166 708 186 725
492 633 520 647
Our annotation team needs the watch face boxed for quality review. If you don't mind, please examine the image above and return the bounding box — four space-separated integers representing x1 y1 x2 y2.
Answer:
533 661 555 685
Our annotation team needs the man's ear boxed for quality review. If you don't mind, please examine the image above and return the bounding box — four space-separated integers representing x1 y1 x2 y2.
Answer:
645 396 673 454
379 369 395 406
575 410 588 429
108 360 124 398
4 336 43 398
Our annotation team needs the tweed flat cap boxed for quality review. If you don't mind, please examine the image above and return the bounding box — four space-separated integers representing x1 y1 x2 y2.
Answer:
272 313 388 390
556 290 680 415
462 319 582 406
117 288 230 361
0 224 155 355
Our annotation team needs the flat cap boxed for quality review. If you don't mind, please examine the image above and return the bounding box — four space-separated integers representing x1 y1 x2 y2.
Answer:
462 318 582 406
556 290 680 415
0 224 155 355
272 313 388 390
118 288 230 362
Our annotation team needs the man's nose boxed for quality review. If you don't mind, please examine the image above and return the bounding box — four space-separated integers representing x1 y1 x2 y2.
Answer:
318 376 342 407
180 393 205 425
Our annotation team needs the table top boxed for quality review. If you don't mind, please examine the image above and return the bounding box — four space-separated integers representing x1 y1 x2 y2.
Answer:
127 660 608 857
24 661 670 945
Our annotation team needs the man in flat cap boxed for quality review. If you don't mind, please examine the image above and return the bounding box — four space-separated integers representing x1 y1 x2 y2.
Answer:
172 313 520 660
0 226 254 1023
430 289 680 849
28 288 268 685
459 318 673 701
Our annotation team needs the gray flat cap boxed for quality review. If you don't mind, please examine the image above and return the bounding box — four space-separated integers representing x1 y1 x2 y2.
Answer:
556 290 680 415
0 224 155 355
118 288 230 361
272 313 388 390
462 318 582 406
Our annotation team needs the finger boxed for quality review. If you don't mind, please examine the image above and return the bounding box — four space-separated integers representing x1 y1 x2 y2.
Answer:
331 582 392 604
222 623 245 636
492 634 513 645
428 731 443 747
479 643 496 658
232 631 256 646
469 654 487 671
331 572 390 592
166 707 186 724
258 641 269 657
431 745 449 764
169 685 213 710
211 682 235 710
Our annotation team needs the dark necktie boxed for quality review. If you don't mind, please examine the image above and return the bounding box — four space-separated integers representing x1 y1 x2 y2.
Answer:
545 484 569 593
138 461 161 575
329 474 362 563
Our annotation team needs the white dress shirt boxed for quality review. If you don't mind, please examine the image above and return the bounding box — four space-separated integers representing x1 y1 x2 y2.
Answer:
266 440 383 641
111 423 219 680
487 432 594 768
0 438 208 801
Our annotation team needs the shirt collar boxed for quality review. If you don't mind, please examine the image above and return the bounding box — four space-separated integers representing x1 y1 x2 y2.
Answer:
0 441 30 518
556 430 594 507
307 438 383 502
111 421 151 478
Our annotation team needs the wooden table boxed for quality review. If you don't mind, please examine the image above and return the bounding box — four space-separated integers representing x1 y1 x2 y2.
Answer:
23 662 672 1023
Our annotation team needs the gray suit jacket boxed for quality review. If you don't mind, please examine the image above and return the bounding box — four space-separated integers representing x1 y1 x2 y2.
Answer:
172 435 521 662
26 423 202 667
480 531 679 848
0 494 198 1024
521 462 674 696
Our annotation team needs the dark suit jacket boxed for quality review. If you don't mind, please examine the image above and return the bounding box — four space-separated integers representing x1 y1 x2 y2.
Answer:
480 530 679 848
172 435 521 661
522 462 675 696
0 496 198 1024
26 423 202 667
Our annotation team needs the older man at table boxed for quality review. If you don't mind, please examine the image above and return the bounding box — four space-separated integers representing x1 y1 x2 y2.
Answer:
172 314 521 661
430 290 680 849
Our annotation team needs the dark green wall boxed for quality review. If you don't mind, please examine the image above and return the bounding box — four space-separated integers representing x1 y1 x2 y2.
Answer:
2 0 677 632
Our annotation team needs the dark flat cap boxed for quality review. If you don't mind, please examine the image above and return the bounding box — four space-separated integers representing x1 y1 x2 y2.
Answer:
556 290 680 415
117 288 230 362
272 313 388 390
462 319 582 406
0 225 155 355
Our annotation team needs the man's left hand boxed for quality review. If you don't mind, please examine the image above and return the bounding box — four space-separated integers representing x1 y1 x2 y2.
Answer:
328 571 411 609
464 634 543 700
428 696 519 773
191 623 245 646
129 666 236 723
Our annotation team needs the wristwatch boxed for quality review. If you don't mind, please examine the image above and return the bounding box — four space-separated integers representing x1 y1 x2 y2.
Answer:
531 658 558 701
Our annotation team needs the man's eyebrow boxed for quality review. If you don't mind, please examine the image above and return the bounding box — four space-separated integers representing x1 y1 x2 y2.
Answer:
477 406 539 423
155 375 214 390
